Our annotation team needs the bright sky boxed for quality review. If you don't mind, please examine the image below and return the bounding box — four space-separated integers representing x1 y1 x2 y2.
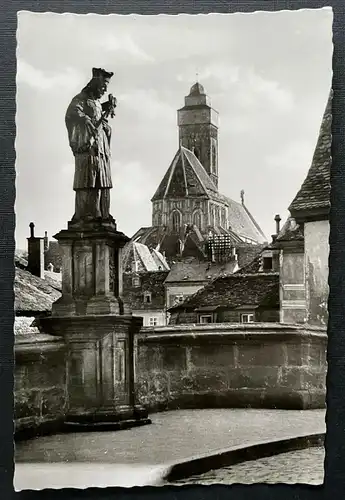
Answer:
15 8 332 250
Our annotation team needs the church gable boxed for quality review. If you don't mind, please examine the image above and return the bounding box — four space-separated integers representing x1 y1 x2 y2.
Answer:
165 155 188 198
151 151 179 202
152 147 214 203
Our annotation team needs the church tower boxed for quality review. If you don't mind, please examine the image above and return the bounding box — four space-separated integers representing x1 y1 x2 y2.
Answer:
177 82 219 187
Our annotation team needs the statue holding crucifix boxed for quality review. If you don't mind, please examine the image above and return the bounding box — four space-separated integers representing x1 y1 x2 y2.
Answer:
65 68 117 223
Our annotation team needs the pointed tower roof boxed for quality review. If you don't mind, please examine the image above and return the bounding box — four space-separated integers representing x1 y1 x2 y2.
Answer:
151 146 218 201
189 82 205 96
180 81 212 108
289 90 332 219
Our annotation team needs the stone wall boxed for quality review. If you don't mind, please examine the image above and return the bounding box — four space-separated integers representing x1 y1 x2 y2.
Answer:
304 220 329 326
15 333 67 437
136 323 327 411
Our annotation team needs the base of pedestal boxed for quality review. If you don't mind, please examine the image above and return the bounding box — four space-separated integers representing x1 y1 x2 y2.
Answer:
38 314 148 430
63 418 152 433
63 404 151 432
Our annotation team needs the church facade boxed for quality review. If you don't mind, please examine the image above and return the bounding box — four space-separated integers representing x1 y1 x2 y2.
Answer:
129 82 267 264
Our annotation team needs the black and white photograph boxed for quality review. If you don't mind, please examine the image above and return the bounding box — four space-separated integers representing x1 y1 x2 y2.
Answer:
14 8 332 490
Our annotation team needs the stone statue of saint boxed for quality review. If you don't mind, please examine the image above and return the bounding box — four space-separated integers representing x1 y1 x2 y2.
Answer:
65 67 117 223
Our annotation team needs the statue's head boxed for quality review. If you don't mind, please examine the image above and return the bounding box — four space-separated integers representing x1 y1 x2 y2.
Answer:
89 67 114 98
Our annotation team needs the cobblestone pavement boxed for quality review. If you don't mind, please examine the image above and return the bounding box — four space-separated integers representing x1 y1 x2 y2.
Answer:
16 409 325 465
170 447 325 485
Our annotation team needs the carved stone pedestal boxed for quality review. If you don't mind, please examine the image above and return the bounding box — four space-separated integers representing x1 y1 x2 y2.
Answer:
52 219 132 317
40 218 150 430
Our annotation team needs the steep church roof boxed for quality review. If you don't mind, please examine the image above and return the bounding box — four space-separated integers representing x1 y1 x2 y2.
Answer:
223 196 267 244
289 90 332 218
151 146 218 201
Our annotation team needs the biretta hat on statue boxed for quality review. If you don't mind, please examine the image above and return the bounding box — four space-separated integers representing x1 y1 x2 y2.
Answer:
92 67 114 79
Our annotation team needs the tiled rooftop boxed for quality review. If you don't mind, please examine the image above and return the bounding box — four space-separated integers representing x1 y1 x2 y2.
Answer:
289 90 332 216
170 272 279 312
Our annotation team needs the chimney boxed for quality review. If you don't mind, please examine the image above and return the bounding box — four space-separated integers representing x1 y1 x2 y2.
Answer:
44 231 49 252
275 214 281 235
27 222 45 278
271 214 281 243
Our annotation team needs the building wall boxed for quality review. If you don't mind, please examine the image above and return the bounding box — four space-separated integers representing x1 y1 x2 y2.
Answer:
170 308 279 325
136 323 327 411
132 310 167 327
15 334 67 437
304 220 330 326
166 283 206 308
280 248 307 324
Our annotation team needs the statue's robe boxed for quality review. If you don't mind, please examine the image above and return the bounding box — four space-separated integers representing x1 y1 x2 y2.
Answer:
65 90 112 220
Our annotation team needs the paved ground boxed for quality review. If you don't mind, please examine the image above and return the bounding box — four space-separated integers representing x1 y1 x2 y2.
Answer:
170 447 325 485
14 409 326 490
16 409 326 465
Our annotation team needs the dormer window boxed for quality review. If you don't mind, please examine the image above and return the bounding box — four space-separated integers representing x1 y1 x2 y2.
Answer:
263 257 273 271
143 292 152 304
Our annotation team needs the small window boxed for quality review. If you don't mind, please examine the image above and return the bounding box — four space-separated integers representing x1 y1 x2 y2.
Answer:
200 315 212 324
149 317 158 326
144 292 152 304
132 276 140 287
241 313 254 323
263 257 273 271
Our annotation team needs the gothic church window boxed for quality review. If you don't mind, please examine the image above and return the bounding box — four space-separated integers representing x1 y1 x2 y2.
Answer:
221 208 226 228
156 211 162 226
211 143 217 174
211 205 216 227
172 210 181 232
193 210 203 229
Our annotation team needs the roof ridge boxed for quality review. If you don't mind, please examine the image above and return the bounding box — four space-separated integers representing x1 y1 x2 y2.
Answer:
180 146 189 196
183 146 219 192
242 204 268 241
164 150 180 199
181 146 209 196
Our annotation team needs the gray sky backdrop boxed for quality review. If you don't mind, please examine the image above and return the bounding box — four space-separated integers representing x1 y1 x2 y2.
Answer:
16 9 332 250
